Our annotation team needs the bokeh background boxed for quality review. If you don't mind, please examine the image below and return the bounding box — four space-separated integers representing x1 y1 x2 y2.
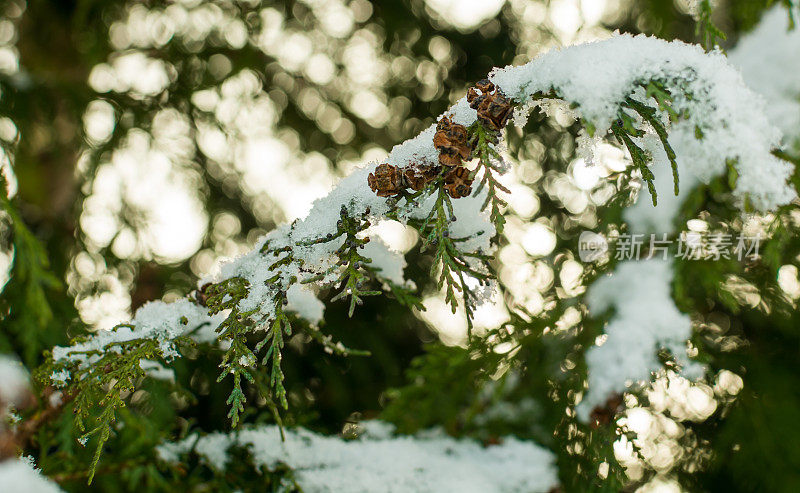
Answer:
1 0 799 491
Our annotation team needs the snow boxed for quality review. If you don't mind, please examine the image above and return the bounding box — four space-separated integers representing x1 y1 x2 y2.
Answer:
49 370 70 388
730 6 800 145
0 355 29 408
578 260 702 420
0 458 63 493
51 299 224 366
157 422 558 493
360 238 411 287
385 127 439 169
286 284 325 324
52 32 798 433
490 32 795 211
448 186 496 253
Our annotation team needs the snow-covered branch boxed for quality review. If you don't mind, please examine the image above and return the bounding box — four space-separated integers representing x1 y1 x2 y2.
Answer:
157 421 558 493
42 32 797 473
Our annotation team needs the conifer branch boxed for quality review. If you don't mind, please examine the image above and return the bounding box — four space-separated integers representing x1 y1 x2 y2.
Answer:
208 277 258 426
418 184 492 338
469 121 511 236
694 0 727 51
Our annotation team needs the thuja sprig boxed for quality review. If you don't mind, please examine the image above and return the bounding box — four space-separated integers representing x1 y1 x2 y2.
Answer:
643 81 681 122
302 206 380 317
694 0 727 51
419 184 493 337
386 282 425 312
529 83 681 206
469 121 511 236
784 0 798 29
624 96 680 195
610 110 659 205
613 81 683 205
206 277 259 427
255 289 293 409
37 331 189 484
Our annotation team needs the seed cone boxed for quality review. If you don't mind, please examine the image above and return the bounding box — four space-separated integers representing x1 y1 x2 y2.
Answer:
433 116 472 166
443 166 474 198
368 163 405 197
467 79 514 132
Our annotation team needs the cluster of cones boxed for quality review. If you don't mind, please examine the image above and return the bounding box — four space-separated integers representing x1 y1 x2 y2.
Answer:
367 158 475 200
367 161 444 197
368 79 513 200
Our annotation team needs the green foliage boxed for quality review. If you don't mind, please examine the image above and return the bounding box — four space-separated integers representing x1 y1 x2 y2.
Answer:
207 276 261 426
417 182 493 338
624 95 680 195
695 0 728 51
254 293 293 412
382 343 503 434
302 206 381 316
0 178 67 366
469 121 512 236
610 114 659 205
37 331 190 484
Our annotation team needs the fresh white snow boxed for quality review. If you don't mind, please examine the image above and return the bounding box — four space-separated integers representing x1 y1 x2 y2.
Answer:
157 421 558 493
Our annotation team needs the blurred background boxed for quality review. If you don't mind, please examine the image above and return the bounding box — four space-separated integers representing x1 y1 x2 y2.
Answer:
1 0 799 491
1 0 773 337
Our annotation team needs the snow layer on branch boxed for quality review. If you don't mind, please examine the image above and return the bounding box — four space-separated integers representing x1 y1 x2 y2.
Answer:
497 32 795 420
204 95 495 331
52 299 224 365
54 33 795 409
579 139 702 421
584 13 800 418
157 422 557 493
0 458 63 493
578 260 701 420
730 6 800 145
286 284 325 325
361 239 410 287
490 33 795 210
53 112 493 364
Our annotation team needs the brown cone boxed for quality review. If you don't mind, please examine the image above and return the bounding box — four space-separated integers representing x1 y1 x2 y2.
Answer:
433 117 472 166
443 166 474 198
467 80 513 132
368 163 405 197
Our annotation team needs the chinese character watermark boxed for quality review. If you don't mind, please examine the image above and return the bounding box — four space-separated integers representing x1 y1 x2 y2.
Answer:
579 231 761 262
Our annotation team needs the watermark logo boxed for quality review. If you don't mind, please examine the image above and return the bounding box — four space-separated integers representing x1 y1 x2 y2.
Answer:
579 231 609 262
578 231 761 262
